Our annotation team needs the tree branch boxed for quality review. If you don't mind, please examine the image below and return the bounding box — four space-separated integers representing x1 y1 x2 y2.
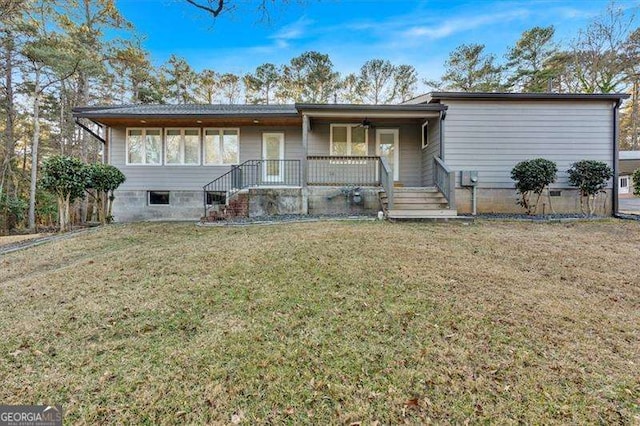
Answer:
184 0 225 17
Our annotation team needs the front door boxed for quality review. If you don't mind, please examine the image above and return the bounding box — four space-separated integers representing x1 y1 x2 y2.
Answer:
376 129 399 181
262 132 285 182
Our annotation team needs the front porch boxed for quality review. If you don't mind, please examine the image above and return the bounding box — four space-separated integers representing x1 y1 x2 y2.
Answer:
202 103 458 220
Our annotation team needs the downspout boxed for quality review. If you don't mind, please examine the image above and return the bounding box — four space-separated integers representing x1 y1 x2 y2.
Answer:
613 99 621 217
439 109 446 160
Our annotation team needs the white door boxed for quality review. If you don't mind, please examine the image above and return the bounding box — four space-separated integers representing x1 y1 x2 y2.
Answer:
620 176 630 194
262 132 285 182
376 129 399 181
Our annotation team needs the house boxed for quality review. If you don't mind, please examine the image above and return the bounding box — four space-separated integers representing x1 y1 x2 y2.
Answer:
72 92 629 222
619 151 640 198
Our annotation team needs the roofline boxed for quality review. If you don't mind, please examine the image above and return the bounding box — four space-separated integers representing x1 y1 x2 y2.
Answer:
295 103 447 111
424 92 631 102
73 112 301 119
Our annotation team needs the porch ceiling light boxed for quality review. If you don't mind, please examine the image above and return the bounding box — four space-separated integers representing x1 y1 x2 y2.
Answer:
253 119 260 124
140 120 146 124
196 120 202 124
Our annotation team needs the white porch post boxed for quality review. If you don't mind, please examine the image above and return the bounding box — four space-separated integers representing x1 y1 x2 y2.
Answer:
301 113 310 214
302 114 309 188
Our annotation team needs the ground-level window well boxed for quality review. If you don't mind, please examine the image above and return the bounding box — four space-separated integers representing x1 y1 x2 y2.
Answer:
148 191 170 205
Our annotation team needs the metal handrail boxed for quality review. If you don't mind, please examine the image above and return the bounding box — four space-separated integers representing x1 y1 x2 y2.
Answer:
202 159 301 218
433 156 456 208
379 157 394 210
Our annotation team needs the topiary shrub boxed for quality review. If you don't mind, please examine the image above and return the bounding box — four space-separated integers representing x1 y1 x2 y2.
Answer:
567 160 613 216
511 158 557 214
86 163 126 224
41 156 88 232
633 168 640 197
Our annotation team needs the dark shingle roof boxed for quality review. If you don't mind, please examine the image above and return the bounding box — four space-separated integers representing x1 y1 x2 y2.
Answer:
73 104 298 118
404 92 630 104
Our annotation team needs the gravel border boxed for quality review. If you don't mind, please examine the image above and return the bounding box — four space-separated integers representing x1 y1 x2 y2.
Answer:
475 213 613 222
198 214 380 227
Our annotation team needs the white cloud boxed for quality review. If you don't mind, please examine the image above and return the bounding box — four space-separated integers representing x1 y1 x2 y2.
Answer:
402 9 531 41
268 16 314 49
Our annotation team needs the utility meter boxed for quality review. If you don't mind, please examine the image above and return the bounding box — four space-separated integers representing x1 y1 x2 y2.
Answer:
461 170 479 187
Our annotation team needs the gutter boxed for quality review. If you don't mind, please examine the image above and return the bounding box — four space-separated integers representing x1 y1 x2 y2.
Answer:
74 118 106 144
439 110 446 159
613 99 622 216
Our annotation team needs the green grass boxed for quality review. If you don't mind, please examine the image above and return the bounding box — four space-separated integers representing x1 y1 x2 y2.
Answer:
0 220 639 424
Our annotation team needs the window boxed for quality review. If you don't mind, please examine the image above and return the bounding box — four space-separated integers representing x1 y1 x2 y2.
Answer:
620 177 629 188
330 124 368 156
204 128 239 165
148 191 170 205
165 128 201 165
127 128 162 165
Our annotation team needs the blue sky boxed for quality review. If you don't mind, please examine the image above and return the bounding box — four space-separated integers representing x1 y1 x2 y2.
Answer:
117 0 638 88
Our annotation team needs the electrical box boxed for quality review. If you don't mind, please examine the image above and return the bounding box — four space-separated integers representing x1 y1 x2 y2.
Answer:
461 170 479 187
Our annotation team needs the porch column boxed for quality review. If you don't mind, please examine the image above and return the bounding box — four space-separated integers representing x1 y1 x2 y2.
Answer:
302 114 309 188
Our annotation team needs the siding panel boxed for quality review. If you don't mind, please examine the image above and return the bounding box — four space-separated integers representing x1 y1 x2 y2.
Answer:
442 100 614 189
110 126 302 191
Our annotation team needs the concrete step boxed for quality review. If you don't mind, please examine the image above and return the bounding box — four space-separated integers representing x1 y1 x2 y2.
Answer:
388 209 458 218
394 186 439 193
391 195 448 203
393 203 450 210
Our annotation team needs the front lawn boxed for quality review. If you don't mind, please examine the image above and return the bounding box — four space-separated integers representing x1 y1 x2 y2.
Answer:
0 221 638 423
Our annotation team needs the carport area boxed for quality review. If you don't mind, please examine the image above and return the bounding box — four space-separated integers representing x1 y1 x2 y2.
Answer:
620 198 640 215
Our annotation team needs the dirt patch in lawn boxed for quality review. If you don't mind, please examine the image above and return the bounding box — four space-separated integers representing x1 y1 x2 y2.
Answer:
0 220 638 424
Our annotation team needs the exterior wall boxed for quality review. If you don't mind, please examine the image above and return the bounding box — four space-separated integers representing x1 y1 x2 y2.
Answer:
110 125 303 191
455 188 613 215
421 117 441 186
109 125 302 221
619 159 640 175
112 190 203 222
248 188 306 217
442 99 615 213
307 186 381 215
307 122 423 186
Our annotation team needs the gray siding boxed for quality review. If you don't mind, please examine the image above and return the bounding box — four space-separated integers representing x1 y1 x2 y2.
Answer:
110 126 302 191
442 100 614 189
421 117 440 186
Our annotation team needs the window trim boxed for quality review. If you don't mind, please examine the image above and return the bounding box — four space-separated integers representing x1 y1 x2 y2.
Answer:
148 191 171 206
125 127 163 166
329 123 369 157
203 127 241 166
164 128 202 166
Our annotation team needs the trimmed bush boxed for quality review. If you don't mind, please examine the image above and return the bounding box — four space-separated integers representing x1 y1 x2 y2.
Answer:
567 160 612 215
633 169 640 197
511 158 557 214
41 156 89 232
86 163 126 224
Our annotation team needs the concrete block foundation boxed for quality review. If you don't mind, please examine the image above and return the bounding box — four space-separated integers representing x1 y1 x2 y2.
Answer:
454 187 613 215
307 186 381 215
112 190 204 222
248 188 306 217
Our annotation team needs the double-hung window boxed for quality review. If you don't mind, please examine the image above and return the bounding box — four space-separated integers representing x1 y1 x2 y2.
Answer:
165 128 201 165
126 128 162 165
330 124 368 156
203 128 239 165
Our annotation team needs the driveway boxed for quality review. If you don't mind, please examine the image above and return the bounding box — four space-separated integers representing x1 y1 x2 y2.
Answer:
620 198 640 214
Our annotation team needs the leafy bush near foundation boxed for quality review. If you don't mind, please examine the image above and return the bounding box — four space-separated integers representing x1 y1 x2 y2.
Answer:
511 158 557 214
567 160 612 216
633 169 640 197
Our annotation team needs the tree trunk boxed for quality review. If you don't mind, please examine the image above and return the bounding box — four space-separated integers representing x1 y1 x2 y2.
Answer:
28 67 41 232
632 79 639 150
